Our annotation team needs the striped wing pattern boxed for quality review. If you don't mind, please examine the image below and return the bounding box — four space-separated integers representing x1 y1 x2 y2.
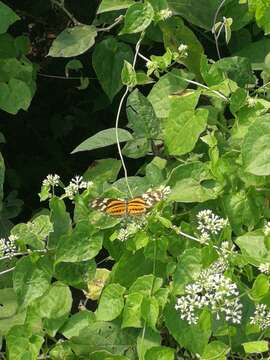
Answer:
91 187 168 217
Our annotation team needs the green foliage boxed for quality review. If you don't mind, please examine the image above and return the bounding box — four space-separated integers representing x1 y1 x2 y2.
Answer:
2 0 270 359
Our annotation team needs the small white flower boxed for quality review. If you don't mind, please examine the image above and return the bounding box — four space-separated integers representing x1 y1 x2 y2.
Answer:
259 263 270 274
158 8 173 20
117 218 147 242
247 96 257 108
64 176 93 199
178 44 188 57
175 259 242 325
197 210 227 238
0 235 17 258
42 174 60 187
264 221 270 236
250 304 270 330
199 231 210 243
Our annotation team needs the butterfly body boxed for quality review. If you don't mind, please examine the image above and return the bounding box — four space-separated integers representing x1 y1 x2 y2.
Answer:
91 186 170 217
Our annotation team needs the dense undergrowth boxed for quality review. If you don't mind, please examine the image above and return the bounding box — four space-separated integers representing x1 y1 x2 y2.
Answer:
1 0 270 359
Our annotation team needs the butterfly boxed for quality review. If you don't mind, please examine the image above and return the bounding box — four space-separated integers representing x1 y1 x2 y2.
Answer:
90 186 170 217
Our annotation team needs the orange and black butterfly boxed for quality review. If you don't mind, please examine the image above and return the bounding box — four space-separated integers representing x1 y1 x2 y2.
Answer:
90 186 170 217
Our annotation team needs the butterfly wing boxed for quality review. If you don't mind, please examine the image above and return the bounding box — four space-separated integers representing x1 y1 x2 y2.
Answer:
91 198 127 217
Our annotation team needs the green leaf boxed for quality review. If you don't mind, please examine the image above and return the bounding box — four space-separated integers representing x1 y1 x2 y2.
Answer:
161 17 204 80
6 325 43 360
92 37 133 101
56 222 103 263
70 321 137 357
11 215 53 250
201 341 230 360
65 59 83 77
96 283 126 321
121 60 137 87
55 260 96 289
126 89 159 138
122 292 144 328
145 346 175 360
167 0 220 30
37 282 72 336
148 69 187 118
214 56 255 87
71 128 133 153
234 38 270 70
97 0 135 14
168 162 216 203
250 274 269 301
48 197 72 248
84 158 121 183
164 108 208 156
137 327 161 360
122 137 150 159
50 341 76 360
48 25 97 57
164 303 211 355
236 231 270 265
0 288 26 336
248 0 270 34
172 248 202 295
141 296 159 330
242 115 270 175
120 2 154 34
128 275 163 296
13 256 52 307
0 78 32 114
243 340 269 353
0 1 20 34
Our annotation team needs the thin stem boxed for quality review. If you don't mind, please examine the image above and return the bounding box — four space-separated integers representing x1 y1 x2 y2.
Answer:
137 51 228 101
0 267 15 276
38 73 96 80
97 15 124 32
212 0 227 59
115 33 144 198
51 0 82 26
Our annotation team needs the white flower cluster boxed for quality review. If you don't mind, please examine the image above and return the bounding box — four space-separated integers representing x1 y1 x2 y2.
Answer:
250 304 270 330
42 174 60 187
0 235 18 258
259 263 270 274
197 210 227 240
264 221 270 236
178 44 188 57
64 176 93 200
158 8 173 20
175 260 242 325
246 96 257 108
118 218 147 242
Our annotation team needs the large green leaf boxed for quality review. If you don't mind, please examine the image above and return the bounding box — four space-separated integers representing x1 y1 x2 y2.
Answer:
71 128 133 153
120 2 154 34
0 1 19 34
137 327 161 360
84 158 121 183
96 283 126 321
247 0 270 34
37 282 72 336
122 292 144 328
145 347 175 360
201 341 230 360
56 221 103 263
167 0 221 30
164 303 211 355
236 230 270 265
61 310 95 339
242 115 270 176
168 162 217 203
0 288 26 336
148 69 187 118
164 108 208 156
6 325 43 360
92 37 133 101
55 260 96 289
126 89 159 138
234 39 270 70
13 256 52 307
97 0 134 13
161 17 204 80
0 78 32 114
48 25 97 57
